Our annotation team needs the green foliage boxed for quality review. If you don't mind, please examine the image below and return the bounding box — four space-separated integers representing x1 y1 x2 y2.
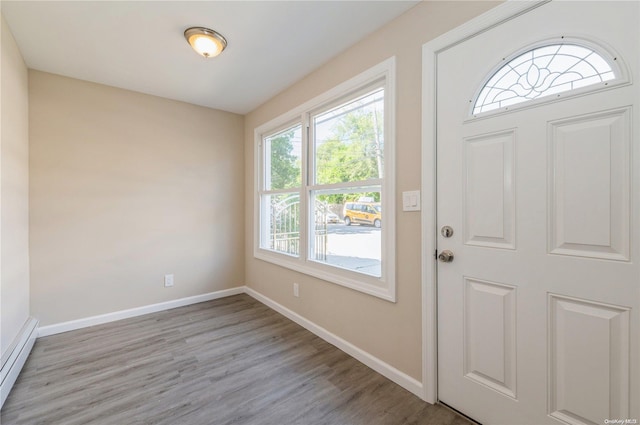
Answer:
316 108 383 204
266 103 383 206
268 131 300 190
316 192 380 208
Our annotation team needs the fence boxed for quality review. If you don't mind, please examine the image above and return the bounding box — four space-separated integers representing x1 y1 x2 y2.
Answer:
270 195 328 260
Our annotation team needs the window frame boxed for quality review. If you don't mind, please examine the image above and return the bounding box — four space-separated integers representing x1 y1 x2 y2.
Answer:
258 121 304 259
253 57 396 302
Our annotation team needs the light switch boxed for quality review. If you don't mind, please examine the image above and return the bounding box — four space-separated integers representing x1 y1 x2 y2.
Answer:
402 190 421 211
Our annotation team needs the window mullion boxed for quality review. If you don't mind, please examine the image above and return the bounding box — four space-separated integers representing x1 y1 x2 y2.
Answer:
299 113 310 264
308 180 382 193
260 187 303 196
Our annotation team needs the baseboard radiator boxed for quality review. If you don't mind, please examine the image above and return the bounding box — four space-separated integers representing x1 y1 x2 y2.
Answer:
1 317 39 408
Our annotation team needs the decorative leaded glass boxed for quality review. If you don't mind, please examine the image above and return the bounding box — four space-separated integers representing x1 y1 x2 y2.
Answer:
473 44 616 115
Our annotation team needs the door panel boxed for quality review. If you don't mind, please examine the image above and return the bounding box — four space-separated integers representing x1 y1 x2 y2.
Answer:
463 277 517 399
436 2 639 424
548 108 631 261
463 130 516 249
548 294 630 424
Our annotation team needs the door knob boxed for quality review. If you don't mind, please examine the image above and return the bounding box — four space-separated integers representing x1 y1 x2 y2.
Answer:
438 250 454 263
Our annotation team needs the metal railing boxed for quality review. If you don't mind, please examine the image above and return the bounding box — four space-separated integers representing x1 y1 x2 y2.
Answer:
269 195 329 260
270 195 300 256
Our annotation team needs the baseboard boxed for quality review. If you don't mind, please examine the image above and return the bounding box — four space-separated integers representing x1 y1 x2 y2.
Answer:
33 285 424 401
244 287 424 399
1 317 38 408
38 287 245 337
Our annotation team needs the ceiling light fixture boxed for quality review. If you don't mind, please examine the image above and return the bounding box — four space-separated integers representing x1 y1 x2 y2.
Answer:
184 27 227 58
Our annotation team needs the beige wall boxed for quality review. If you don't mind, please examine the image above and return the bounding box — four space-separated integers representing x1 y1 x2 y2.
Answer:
1 15 31 357
245 1 498 380
29 71 245 326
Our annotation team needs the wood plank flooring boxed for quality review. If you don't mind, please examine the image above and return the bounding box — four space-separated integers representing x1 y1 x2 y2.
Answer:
1 294 470 425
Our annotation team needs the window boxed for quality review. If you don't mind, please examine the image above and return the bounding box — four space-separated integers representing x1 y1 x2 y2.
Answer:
473 42 622 115
255 58 396 301
260 125 302 257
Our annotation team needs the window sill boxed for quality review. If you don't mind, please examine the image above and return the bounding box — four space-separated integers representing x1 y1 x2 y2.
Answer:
254 248 396 302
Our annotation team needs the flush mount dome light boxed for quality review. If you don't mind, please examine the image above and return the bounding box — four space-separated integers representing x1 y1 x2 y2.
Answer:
184 27 227 58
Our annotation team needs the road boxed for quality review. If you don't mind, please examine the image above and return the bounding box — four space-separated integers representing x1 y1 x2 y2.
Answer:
326 224 380 236
319 223 381 276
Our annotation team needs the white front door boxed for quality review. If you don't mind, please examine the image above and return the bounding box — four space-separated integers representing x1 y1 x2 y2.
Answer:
436 2 639 424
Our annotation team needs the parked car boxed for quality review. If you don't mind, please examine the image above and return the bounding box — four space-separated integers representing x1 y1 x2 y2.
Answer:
325 213 341 224
342 202 381 227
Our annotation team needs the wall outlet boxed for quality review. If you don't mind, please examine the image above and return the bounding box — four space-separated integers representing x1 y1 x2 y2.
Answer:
293 282 299 297
164 274 174 287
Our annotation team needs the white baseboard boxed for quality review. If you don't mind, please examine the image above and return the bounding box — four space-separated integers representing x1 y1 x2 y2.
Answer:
38 287 245 337
33 285 424 402
244 287 424 399
1 317 38 408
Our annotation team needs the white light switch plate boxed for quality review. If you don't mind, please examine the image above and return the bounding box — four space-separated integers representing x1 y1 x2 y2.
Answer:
402 190 421 211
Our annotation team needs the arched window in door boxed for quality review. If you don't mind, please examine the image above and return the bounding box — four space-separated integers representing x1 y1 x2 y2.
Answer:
472 41 623 115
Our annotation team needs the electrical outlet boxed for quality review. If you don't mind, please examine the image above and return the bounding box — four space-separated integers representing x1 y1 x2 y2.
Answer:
164 274 174 287
293 282 299 297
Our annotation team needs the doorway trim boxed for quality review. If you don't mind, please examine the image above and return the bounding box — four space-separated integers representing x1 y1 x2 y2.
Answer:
420 0 549 403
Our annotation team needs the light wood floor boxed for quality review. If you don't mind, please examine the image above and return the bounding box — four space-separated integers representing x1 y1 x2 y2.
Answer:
1 294 470 425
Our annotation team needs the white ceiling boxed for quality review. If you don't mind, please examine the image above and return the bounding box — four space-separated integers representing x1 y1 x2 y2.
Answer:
1 1 419 114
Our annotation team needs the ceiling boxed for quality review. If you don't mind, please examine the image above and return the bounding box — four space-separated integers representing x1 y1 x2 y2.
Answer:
1 1 419 114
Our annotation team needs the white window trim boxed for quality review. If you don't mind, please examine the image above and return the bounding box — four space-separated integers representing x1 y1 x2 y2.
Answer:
253 57 396 302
